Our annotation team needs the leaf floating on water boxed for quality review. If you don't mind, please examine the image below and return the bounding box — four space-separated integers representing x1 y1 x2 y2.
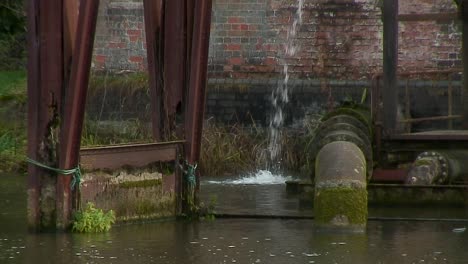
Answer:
338 242 346 245
303 253 320 257
228 245 236 248
452 227 466 233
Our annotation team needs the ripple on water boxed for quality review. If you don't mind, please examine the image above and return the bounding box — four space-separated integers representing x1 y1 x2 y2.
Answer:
206 170 293 185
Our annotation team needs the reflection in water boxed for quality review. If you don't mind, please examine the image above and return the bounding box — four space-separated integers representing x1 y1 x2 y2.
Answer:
2 173 468 263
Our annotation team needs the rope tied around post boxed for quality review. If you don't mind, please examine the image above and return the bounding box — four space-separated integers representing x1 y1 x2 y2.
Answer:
26 157 82 190
179 160 198 213
185 163 197 189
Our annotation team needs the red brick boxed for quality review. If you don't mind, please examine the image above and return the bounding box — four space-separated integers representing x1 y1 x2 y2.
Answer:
225 44 242 51
264 57 277 66
228 57 244 65
129 56 144 63
127 29 141 36
95 55 106 63
227 17 243 24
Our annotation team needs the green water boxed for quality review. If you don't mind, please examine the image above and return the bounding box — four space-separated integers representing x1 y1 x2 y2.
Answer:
1 173 468 263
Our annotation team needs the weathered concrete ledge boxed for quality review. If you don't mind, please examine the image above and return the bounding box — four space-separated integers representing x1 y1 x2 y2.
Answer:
288 181 468 207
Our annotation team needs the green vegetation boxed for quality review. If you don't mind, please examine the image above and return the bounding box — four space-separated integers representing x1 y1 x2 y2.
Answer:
314 187 368 225
199 118 320 177
0 70 26 101
0 1 26 70
0 70 27 172
72 202 115 233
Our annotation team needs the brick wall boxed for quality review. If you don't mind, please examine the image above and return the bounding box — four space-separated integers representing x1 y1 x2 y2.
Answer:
89 0 463 127
93 0 146 72
92 0 461 78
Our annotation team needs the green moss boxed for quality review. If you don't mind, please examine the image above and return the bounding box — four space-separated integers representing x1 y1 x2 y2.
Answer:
119 179 162 189
314 187 368 225
114 195 176 220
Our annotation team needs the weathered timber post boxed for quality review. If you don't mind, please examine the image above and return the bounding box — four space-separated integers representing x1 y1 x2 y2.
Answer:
314 142 368 231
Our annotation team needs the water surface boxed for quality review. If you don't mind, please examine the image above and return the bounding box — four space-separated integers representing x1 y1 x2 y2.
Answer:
2 172 468 263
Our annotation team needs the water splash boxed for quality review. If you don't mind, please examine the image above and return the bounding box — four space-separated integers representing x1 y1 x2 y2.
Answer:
207 170 293 185
268 0 304 171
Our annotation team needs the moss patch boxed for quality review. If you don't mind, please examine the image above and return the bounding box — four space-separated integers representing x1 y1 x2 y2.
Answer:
314 187 368 225
119 179 162 188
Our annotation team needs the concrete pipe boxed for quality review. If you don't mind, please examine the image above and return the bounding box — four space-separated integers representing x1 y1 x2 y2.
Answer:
407 150 468 185
314 141 368 230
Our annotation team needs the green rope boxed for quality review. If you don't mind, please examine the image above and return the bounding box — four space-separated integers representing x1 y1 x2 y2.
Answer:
26 157 82 190
186 163 197 189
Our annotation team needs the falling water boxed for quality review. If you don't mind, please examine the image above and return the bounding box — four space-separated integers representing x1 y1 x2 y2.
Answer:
268 0 304 171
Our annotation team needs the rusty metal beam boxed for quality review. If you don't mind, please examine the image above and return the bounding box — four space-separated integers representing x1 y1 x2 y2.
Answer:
143 0 164 140
185 0 213 164
63 0 79 82
26 0 41 231
80 141 184 170
27 0 64 231
163 0 187 138
382 0 399 135
57 0 100 230
400 115 462 123
463 5 468 129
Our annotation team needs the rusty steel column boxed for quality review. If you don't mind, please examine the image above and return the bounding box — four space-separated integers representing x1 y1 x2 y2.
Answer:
27 0 64 231
461 2 468 128
63 0 79 84
163 0 188 139
382 0 399 135
57 0 100 230
185 0 213 165
143 0 164 140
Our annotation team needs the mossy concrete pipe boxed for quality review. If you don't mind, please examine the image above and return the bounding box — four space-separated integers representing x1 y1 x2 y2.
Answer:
314 141 367 231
